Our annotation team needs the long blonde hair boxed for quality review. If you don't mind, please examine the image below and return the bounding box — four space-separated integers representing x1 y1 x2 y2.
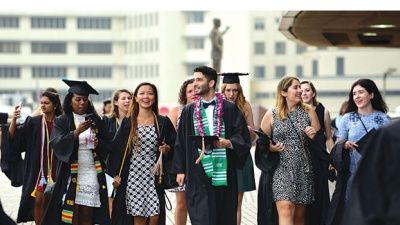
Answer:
221 83 248 118
276 76 309 120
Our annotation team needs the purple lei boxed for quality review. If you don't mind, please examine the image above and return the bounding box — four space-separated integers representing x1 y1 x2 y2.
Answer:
194 92 224 137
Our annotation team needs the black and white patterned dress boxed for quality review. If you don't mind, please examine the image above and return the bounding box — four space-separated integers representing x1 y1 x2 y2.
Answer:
271 107 314 204
126 125 160 216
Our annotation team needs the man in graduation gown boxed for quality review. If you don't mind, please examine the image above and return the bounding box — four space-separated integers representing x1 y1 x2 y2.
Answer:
343 120 400 225
172 65 251 225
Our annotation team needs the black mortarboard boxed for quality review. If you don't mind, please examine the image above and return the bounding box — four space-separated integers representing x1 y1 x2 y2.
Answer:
219 72 249 84
103 98 111 105
62 77 99 96
189 135 219 155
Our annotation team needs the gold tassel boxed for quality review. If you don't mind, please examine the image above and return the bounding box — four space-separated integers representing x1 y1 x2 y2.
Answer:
31 187 37 198
195 136 205 164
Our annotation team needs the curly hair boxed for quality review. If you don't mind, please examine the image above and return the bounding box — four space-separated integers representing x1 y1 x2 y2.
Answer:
178 78 195 105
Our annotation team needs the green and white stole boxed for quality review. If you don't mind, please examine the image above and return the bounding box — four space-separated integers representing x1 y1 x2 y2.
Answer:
193 105 227 186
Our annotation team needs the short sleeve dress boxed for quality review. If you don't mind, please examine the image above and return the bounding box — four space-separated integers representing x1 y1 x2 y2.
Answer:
271 107 314 204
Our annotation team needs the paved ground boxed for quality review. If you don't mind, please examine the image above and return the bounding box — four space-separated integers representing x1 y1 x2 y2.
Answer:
0 147 335 225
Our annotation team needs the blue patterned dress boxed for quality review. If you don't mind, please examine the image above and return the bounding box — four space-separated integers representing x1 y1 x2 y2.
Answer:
338 111 391 202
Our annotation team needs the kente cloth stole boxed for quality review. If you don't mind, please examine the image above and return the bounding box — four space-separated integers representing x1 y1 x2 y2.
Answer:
193 105 227 186
61 130 107 223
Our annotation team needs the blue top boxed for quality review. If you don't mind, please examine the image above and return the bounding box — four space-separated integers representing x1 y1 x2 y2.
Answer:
338 110 391 202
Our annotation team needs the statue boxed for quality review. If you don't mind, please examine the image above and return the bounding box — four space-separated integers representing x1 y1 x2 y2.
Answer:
210 18 230 73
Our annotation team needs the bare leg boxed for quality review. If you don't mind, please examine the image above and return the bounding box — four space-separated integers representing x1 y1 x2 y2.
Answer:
293 204 306 225
174 191 188 225
276 200 295 225
134 216 147 225
237 192 244 225
78 205 93 225
149 215 159 225
108 197 113 218
33 190 45 225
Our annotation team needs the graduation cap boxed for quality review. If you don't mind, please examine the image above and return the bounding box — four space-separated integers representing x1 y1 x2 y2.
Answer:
62 77 99 96
189 135 219 155
219 72 249 84
103 98 111 105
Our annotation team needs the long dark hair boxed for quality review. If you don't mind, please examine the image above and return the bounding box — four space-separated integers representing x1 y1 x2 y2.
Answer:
344 78 388 113
62 92 98 118
127 82 159 151
41 91 63 116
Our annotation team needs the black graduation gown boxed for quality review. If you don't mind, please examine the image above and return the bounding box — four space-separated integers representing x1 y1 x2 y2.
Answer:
0 124 24 188
106 115 176 225
326 139 348 225
0 198 16 225
171 100 251 225
306 103 331 225
7 116 57 223
254 131 279 225
41 113 111 225
343 120 400 225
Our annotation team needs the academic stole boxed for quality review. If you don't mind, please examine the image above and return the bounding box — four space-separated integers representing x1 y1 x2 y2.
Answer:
193 106 227 186
61 126 106 224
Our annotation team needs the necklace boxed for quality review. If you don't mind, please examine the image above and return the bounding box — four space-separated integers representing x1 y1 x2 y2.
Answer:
194 92 224 137
145 119 148 124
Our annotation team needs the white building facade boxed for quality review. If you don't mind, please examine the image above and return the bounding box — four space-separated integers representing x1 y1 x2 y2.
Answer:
1 11 399 119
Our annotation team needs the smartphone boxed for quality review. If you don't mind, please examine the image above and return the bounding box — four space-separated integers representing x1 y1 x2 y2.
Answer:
85 113 94 121
17 102 22 111
253 129 276 145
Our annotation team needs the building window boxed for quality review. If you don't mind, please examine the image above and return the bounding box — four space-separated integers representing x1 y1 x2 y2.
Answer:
296 65 303 78
254 17 265 30
0 16 19 28
0 66 20 78
77 17 111 29
0 41 20 53
275 66 286 78
254 42 265 55
312 60 318 77
31 17 65 28
275 42 286 54
186 11 204 23
91 90 113 102
31 42 66 54
255 92 269 99
78 66 112 78
336 57 344 76
254 66 265 78
186 37 204 49
32 66 66 78
317 47 328 51
185 63 204 75
296 44 306 54
78 42 112 54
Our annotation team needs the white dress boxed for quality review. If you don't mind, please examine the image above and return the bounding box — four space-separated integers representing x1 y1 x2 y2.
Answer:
73 113 101 207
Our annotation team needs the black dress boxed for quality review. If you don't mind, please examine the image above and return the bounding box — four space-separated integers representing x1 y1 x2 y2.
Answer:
171 99 251 225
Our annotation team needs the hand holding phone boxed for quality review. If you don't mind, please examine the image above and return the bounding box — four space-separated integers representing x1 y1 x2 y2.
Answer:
85 113 94 121
17 102 22 111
